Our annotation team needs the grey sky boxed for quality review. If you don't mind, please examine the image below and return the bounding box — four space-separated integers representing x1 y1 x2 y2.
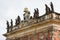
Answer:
0 0 60 40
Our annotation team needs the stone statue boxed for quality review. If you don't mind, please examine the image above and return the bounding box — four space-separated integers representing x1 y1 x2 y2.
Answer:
23 7 30 21
10 19 13 31
11 19 13 26
34 9 36 18
45 4 51 14
36 8 39 17
50 2 54 12
6 21 9 33
34 8 39 18
15 19 17 26
17 16 21 24
15 16 21 26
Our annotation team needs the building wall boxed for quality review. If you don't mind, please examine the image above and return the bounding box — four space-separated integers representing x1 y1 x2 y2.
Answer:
5 19 60 40
7 31 53 40
6 30 60 40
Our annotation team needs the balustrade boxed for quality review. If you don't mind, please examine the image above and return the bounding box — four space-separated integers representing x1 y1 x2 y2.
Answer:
7 13 60 33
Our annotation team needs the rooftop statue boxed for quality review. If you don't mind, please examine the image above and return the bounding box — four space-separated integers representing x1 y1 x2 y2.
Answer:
34 8 39 18
23 7 30 21
15 19 17 26
15 16 21 26
6 21 9 33
17 16 21 24
45 4 51 14
10 19 13 31
34 9 37 18
36 8 39 17
11 19 13 26
50 2 54 12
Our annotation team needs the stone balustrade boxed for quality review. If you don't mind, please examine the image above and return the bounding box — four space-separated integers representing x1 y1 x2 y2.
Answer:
7 12 60 33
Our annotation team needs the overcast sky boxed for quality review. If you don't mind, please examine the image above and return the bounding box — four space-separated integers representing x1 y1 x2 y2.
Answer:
0 0 60 40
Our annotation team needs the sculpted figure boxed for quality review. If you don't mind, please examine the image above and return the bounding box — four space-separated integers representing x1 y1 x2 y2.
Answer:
45 4 51 14
36 8 39 17
17 16 21 24
10 19 13 31
6 21 9 33
34 8 39 18
11 19 13 27
15 16 21 26
50 2 54 12
23 7 30 21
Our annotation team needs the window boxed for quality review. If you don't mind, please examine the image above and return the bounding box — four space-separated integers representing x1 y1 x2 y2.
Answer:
39 32 44 40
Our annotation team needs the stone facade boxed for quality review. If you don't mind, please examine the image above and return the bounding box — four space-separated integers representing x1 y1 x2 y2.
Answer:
3 2 60 40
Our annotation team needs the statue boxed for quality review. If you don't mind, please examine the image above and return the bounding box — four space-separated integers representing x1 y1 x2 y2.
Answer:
34 8 39 18
6 21 9 33
23 7 30 21
11 19 13 26
34 9 37 18
15 16 21 26
15 19 17 26
50 2 54 12
10 19 13 31
45 4 51 14
17 16 21 24
36 8 39 17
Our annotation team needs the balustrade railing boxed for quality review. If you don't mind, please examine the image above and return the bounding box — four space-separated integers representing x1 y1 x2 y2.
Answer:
8 13 60 33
